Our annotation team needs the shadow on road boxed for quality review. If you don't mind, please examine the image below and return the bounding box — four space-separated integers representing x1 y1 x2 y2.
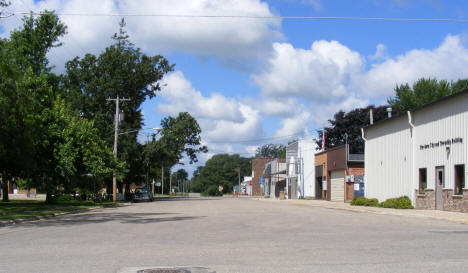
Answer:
5 212 206 228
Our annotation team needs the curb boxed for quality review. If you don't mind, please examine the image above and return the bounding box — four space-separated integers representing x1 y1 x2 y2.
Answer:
0 202 131 227
251 198 468 224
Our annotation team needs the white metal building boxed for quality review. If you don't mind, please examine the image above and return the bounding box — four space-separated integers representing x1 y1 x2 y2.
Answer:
286 138 317 199
362 91 468 212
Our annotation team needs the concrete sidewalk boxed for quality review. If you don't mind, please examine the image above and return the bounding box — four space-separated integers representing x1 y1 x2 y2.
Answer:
251 197 468 224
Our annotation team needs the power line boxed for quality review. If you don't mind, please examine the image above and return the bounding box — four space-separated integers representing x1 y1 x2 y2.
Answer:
208 130 320 144
3 12 468 23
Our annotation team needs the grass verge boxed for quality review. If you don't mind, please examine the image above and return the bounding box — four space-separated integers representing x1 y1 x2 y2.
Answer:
0 200 117 221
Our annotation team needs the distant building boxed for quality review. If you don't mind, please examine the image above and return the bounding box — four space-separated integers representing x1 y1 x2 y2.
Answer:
286 138 316 199
263 158 286 198
363 90 468 212
251 158 274 196
241 176 252 196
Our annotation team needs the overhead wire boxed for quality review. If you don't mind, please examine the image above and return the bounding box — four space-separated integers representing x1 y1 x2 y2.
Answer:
2 12 468 23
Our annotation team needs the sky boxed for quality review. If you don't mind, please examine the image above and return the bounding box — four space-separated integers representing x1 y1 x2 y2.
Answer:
2 0 468 175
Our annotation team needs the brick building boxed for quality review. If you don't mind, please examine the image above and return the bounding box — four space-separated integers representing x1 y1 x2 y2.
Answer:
315 145 364 202
251 158 274 196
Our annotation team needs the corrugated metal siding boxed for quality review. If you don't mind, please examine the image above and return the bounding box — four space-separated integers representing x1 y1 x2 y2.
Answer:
364 115 413 203
413 95 468 191
299 139 316 198
364 93 468 205
330 170 344 202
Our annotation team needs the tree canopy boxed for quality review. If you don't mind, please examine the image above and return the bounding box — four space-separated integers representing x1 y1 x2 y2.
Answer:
388 78 468 111
255 144 286 158
0 12 196 202
191 154 251 196
317 105 398 153
0 12 117 202
62 19 174 189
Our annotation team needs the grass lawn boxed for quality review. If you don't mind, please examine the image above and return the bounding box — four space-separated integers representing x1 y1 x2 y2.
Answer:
0 200 117 221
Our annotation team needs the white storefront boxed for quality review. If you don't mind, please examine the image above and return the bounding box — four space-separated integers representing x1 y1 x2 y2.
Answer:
363 91 468 212
286 138 316 199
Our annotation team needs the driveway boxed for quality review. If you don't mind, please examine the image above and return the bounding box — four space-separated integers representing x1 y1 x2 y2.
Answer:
0 197 467 273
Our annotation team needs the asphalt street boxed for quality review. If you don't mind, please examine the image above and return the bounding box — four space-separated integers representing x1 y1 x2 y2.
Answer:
0 197 467 273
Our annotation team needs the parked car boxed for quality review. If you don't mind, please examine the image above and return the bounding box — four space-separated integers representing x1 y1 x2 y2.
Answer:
133 188 153 202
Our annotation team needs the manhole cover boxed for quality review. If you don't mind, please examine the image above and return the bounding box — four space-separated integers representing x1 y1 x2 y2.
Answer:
134 267 214 273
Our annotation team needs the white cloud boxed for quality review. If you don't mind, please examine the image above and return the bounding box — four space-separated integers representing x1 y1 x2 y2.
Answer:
121 0 282 60
159 71 243 122
358 35 468 98
258 98 298 117
368 43 389 61
2 0 282 70
158 71 263 143
274 109 312 137
252 41 363 101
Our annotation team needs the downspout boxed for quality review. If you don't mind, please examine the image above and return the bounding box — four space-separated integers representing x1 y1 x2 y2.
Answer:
407 111 416 206
361 128 367 199
407 111 415 130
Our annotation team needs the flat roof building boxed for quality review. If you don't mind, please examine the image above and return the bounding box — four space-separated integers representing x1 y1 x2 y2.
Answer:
362 91 468 212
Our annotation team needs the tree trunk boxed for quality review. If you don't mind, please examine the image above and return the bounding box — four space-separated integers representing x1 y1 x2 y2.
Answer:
1 172 9 202
1 181 9 202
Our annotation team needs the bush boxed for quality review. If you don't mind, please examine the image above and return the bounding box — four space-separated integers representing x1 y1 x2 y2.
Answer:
202 185 221 196
381 196 414 209
351 196 367 206
57 195 73 202
364 198 379 207
351 196 379 207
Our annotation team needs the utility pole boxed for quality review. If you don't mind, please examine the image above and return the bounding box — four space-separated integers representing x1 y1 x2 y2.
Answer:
169 169 172 196
161 164 164 195
235 167 241 197
106 95 130 202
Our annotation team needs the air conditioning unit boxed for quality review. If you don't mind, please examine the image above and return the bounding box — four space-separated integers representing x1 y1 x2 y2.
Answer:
346 175 355 182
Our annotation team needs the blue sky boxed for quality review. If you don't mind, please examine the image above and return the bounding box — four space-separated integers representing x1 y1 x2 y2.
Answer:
2 0 468 174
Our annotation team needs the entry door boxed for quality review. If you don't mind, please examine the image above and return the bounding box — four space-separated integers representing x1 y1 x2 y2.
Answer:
316 177 323 199
435 166 444 210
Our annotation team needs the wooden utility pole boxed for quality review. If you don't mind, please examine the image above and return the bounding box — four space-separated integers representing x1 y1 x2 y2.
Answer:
106 95 130 202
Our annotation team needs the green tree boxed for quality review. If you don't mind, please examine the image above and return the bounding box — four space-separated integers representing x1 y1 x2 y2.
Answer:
192 154 251 195
62 19 173 189
143 112 207 194
317 105 398 153
255 144 286 158
388 78 467 111
8 11 67 75
0 12 115 202
0 11 66 201
171 169 188 192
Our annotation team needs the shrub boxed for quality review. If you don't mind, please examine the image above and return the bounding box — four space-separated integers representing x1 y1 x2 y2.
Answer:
202 185 221 196
57 195 73 202
351 196 379 207
351 196 367 206
381 196 414 209
264 196 270 199
364 198 379 207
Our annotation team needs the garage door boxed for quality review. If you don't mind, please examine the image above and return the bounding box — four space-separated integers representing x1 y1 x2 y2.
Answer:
330 170 344 202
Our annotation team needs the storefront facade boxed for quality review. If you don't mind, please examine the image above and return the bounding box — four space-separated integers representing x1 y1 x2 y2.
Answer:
315 145 364 202
363 91 468 212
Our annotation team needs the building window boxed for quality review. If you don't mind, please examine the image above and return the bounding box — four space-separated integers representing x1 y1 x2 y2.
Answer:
455 165 465 195
419 168 427 193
